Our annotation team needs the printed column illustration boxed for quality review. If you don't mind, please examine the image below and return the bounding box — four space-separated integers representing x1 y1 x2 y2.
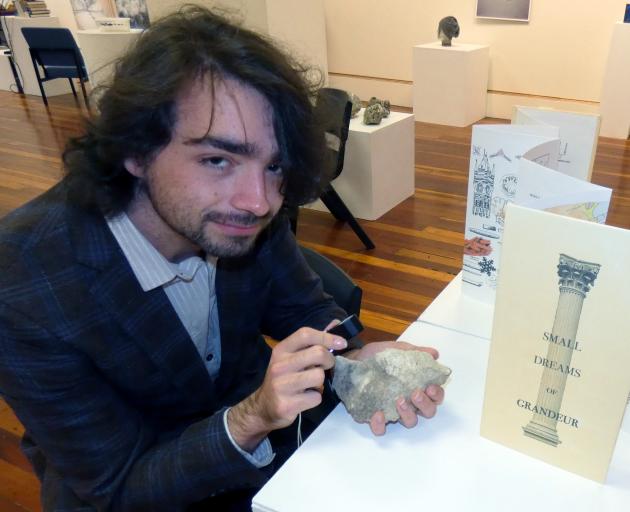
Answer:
522 254 600 446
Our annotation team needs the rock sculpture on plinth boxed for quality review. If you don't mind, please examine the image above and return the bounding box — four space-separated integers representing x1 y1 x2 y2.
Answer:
367 96 390 118
438 16 460 47
363 103 386 125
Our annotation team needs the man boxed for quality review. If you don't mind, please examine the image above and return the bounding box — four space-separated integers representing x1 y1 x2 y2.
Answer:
0 6 444 511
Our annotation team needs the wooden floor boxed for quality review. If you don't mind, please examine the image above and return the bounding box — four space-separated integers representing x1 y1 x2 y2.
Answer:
1 90 629 511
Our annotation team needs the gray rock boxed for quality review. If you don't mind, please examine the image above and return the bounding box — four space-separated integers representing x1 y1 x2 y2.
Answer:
363 103 386 125
349 93 362 118
367 96 390 117
438 16 460 47
332 349 451 423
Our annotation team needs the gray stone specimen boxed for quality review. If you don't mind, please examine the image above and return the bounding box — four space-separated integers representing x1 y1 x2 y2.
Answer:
438 16 460 47
349 93 362 118
332 349 451 423
363 103 386 125
368 96 390 117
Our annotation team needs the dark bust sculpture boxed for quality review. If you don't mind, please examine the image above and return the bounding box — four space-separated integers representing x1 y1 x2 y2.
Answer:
438 16 460 47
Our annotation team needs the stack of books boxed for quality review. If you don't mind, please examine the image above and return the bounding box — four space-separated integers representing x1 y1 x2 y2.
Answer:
21 1 51 18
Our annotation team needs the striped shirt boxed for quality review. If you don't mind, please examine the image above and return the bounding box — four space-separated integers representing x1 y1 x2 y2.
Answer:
106 212 273 467
106 212 222 377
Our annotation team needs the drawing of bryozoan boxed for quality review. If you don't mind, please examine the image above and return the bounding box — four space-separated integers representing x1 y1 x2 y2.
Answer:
522 254 600 447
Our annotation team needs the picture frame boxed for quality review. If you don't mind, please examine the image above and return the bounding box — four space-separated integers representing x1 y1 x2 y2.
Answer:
476 0 531 22
70 0 117 30
113 0 150 30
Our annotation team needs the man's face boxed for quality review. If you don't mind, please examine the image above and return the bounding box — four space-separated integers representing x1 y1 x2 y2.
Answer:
126 76 284 259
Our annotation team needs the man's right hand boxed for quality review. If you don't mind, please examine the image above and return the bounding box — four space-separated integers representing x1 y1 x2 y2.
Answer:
227 327 347 452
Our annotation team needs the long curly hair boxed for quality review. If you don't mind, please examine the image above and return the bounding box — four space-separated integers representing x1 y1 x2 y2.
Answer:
63 5 328 215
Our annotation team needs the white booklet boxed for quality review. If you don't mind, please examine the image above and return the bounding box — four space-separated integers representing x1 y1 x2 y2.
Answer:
512 106 600 181
481 204 630 483
516 158 611 222
463 124 611 304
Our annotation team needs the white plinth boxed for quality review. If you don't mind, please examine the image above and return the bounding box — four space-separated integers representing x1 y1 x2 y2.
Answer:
413 42 489 127
305 110 415 221
0 54 15 92
5 16 71 97
76 30 143 90
600 22 630 139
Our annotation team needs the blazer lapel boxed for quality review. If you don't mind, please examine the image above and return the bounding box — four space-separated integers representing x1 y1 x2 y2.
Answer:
68 205 216 408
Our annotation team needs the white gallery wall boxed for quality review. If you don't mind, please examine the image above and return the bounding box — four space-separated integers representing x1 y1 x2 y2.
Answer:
323 0 624 118
145 0 327 78
47 0 79 32
47 0 626 119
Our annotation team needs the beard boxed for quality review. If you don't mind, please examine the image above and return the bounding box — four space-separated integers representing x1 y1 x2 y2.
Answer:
139 179 274 259
190 210 272 258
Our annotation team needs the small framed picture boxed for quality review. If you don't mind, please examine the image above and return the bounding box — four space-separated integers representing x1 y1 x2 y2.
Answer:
476 0 531 22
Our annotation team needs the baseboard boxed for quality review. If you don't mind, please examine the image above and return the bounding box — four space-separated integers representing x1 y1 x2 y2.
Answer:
328 72 600 121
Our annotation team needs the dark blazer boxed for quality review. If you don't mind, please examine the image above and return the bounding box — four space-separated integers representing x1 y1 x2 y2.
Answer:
0 181 345 511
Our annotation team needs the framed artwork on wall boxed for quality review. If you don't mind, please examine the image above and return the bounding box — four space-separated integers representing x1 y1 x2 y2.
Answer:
71 0 117 30
113 0 150 29
71 0 150 30
476 0 531 22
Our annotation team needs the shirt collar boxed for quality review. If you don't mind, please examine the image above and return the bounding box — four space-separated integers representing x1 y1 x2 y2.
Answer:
106 212 206 292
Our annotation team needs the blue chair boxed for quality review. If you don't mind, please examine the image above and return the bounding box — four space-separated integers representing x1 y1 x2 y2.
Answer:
20 27 89 108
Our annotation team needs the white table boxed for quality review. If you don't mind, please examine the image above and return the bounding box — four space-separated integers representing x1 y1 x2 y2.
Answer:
252 321 630 512
413 42 489 127
417 271 494 340
306 110 415 220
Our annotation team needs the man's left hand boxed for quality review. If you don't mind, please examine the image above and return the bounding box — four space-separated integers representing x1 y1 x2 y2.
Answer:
343 341 445 436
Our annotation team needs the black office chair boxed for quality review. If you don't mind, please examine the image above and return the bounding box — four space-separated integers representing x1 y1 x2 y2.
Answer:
288 88 375 250
317 88 375 249
21 27 90 109
300 245 362 317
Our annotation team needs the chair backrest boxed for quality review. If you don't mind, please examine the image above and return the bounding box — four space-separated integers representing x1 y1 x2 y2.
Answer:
300 245 362 317
21 27 87 79
315 88 353 181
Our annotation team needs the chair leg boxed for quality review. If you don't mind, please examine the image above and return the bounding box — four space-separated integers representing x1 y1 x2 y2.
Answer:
320 186 375 250
79 79 90 110
68 78 77 98
36 77 48 106
29 53 48 106
320 186 345 222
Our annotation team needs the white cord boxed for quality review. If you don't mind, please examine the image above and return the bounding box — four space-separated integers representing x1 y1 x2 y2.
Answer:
296 412 303 448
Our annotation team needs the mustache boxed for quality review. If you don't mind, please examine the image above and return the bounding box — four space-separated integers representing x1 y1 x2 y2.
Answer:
201 211 267 226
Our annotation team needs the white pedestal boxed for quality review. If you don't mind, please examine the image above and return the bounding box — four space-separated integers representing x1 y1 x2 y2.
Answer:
599 22 630 139
76 30 143 90
5 16 71 97
305 110 415 221
413 42 489 127
0 53 15 92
